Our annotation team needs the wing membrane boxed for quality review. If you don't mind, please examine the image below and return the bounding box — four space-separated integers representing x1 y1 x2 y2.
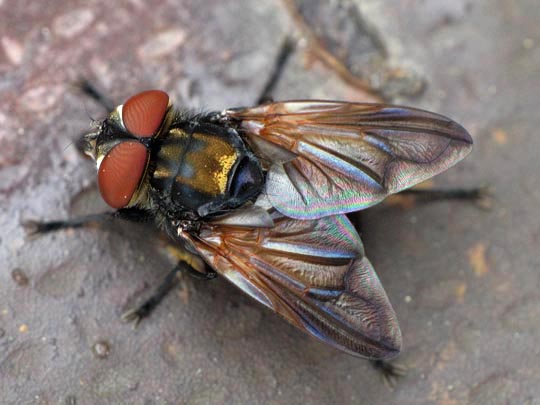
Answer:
180 209 401 359
226 101 473 219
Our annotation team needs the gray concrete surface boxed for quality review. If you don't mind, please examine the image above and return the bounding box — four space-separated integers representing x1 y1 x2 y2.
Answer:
1 0 539 403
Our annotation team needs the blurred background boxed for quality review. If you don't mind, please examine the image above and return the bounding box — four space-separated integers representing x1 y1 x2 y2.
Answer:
1 0 539 403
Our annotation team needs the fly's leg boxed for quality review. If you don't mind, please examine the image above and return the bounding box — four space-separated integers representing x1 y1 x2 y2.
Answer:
121 264 183 327
121 260 217 328
256 36 296 105
355 187 491 229
370 359 407 390
23 213 111 235
398 186 493 209
23 208 155 237
72 79 116 155
25 210 217 326
75 78 115 111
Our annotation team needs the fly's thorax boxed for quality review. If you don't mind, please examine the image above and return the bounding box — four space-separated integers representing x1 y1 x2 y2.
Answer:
149 121 264 218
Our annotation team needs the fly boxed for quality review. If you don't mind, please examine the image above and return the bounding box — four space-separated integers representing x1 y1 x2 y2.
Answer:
26 85 479 366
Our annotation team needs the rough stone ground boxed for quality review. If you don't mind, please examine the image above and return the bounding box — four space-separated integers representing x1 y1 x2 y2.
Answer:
1 0 539 403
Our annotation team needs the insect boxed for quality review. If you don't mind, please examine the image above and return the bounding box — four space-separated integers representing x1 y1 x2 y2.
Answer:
28 86 473 363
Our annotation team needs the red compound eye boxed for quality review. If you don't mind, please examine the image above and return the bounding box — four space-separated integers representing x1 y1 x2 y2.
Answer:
123 90 169 137
98 142 148 208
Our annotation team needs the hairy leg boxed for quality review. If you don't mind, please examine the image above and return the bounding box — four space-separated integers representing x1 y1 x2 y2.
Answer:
122 260 217 327
75 78 115 111
399 186 489 202
256 36 296 105
23 208 155 237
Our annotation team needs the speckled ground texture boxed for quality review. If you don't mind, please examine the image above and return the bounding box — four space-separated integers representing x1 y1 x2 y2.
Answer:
1 0 539 403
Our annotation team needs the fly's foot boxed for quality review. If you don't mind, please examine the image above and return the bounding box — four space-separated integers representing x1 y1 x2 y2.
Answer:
472 185 495 210
121 306 149 329
371 359 407 390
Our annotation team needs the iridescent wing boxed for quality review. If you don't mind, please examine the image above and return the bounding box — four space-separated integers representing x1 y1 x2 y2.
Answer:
179 202 401 359
225 101 473 219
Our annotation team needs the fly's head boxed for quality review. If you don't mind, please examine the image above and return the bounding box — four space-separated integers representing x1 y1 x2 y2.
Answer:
81 90 172 209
